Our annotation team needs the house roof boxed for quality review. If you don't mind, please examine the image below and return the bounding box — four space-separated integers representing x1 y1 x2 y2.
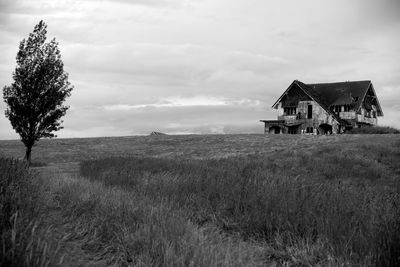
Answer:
331 93 354 106
306 80 370 109
272 80 383 118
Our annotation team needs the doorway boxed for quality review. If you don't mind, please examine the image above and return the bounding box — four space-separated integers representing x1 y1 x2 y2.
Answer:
269 126 281 134
319 123 332 134
288 125 300 134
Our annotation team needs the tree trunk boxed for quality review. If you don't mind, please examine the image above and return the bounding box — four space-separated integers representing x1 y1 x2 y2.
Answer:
25 145 32 167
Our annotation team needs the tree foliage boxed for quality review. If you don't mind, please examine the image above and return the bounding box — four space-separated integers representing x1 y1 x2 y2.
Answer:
3 20 73 164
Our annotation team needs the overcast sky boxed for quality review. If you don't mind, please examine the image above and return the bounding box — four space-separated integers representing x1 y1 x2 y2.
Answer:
1 0 399 139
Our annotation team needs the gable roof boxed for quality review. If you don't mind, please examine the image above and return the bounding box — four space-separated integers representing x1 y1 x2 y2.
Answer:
272 80 383 117
271 80 345 125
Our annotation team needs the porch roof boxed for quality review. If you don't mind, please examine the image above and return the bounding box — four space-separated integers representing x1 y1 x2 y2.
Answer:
260 120 285 126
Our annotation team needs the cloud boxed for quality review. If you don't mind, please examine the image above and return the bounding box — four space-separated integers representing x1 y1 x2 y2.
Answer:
56 102 269 138
104 96 227 110
0 0 399 139
64 43 287 82
0 0 179 17
84 0 182 8
103 96 261 111
59 42 287 110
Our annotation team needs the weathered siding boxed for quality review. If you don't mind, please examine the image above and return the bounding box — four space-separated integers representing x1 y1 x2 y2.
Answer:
277 100 339 133
339 111 356 120
356 114 377 125
299 101 339 133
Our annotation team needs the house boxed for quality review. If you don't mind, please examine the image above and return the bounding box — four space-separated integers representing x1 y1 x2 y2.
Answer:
260 80 383 134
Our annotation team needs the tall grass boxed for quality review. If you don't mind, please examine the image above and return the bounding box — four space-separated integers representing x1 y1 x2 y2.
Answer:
81 143 400 266
0 158 58 266
50 174 268 266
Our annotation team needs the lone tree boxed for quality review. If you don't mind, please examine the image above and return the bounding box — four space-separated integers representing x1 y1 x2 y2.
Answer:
3 21 73 165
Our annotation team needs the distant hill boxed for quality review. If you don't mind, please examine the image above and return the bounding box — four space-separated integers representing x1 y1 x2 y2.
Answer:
149 131 167 136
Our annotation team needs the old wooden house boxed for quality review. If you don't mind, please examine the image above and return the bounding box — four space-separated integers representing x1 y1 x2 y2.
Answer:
260 80 383 134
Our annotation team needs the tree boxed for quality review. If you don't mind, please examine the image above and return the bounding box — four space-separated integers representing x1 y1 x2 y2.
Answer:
3 20 73 165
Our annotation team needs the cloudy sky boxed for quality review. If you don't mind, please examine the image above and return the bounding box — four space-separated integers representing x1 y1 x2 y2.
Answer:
1 0 399 139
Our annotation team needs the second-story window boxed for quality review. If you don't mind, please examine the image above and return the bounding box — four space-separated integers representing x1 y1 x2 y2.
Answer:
307 105 312 119
284 107 296 115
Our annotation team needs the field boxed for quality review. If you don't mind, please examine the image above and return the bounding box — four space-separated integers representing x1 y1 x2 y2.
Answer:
1 134 400 266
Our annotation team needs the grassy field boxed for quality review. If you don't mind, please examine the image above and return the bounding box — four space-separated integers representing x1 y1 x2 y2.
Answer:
1 134 400 266
1 133 399 163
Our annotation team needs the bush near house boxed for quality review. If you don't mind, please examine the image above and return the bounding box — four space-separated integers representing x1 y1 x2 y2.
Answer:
346 125 400 134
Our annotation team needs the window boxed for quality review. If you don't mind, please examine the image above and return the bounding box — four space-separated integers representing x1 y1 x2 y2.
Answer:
343 105 352 112
334 106 341 113
284 107 296 115
307 105 312 119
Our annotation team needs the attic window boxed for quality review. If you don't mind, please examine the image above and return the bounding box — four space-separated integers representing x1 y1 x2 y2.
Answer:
344 105 352 112
284 107 296 115
334 106 341 113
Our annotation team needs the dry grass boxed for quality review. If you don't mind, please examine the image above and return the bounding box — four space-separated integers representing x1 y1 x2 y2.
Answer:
0 159 61 266
2 134 399 165
47 173 270 266
2 159 273 266
79 137 400 266
1 134 400 266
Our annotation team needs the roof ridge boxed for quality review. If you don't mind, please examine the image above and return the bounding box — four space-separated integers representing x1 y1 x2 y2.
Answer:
305 80 371 86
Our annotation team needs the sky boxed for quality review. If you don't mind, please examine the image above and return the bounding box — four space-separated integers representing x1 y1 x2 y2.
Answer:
0 0 399 139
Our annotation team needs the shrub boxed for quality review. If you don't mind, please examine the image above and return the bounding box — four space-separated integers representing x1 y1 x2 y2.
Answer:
346 125 400 134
